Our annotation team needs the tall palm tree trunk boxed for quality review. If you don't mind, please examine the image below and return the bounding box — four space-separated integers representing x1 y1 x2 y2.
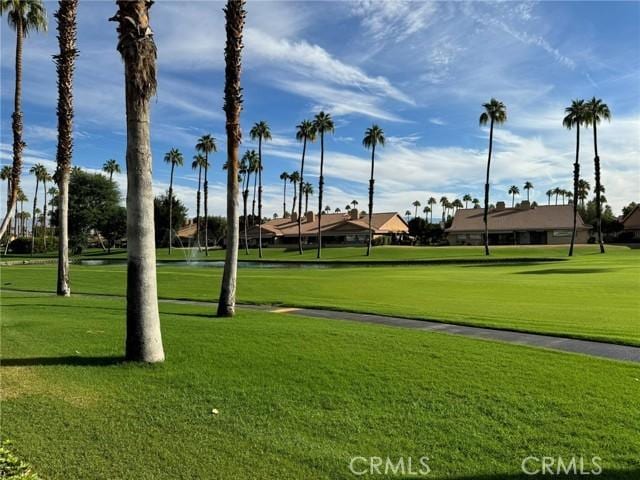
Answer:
257 136 263 258
42 179 47 248
195 166 202 249
291 181 297 216
297 137 307 254
316 132 324 259
168 162 174 255
282 177 287 217
304 192 309 217
30 180 39 255
204 161 209 255
0 19 24 240
217 0 245 317
251 166 257 224
366 143 376 256
112 0 164 362
243 189 249 254
593 122 605 253
569 126 580 257
483 119 494 256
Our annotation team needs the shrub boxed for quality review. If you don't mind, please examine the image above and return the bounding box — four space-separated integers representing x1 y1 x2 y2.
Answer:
0 440 41 479
8 237 58 254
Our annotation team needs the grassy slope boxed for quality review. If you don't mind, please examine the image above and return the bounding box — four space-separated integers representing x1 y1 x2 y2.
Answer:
2 244 629 263
1 292 639 479
2 248 639 345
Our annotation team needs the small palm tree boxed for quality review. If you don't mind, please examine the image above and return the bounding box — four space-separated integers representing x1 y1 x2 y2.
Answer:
563 99 588 257
422 206 430 221
479 98 507 255
241 150 257 254
279 171 289 217
334 207 341 213
452 198 463 212
289 170 300 216
462 193 472 209
404 210 411 222
102 159 120 182
295 119 316 254
566 191 573 204
164 148 183 254
585 97 611 253
351 199 359 210
196 133 217 255
303 182 313 214
508 185 520 207
324 205 331 213
41 171 52 248
553 187 562 205
546 189 553 205
577 179 590 207
1 166 12 237
192 153 208 249
17 188 27 236
439 196 448 222
412 200 421 218
472 198 480 209
313 111 335 258
29 163 46 254
523 181 534 202
0 0 47 239
428 196 437 223
250 121 271 258
362 124 385 256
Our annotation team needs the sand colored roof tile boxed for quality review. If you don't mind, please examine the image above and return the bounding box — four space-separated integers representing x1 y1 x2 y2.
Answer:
447 205 590 233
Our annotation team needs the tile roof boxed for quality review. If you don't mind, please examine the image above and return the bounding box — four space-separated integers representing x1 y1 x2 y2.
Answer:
446 205 591 232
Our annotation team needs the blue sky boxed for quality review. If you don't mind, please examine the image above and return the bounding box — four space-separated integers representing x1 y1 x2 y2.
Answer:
1 0 639 218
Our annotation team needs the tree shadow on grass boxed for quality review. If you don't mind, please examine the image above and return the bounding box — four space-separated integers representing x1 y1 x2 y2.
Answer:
515 268 614 275
1 356 124 367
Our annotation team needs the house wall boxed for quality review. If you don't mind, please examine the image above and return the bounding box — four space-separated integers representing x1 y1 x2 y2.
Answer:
546 229 590 244
450 229 590 245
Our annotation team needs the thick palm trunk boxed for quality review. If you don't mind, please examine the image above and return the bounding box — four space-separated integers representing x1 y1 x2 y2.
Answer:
217 0 245 317
257 137 263 258
593 122 605 253
112 0 164 363
0 20 24 240
316 132 324 259
297 138 306 254
204 162 209 255
569 126 580 257
195 166 201 249
56 171 70 295
483 120 494 256
168 162 174 255
282 179 287 217
42 180 47 248
366 143 376 256
30 180 39 255
251 167 257 224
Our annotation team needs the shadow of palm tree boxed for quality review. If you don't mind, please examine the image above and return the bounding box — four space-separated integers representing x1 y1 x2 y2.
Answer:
1 356 124 367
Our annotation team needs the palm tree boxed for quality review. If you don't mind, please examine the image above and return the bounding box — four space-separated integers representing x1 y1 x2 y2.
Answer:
249 121 271 259
53 0 77 296
350 199 359 210
289 170 300 216
250 152 259 223
404 210 411 222
422 206 430 221
217 0 245 317
566 191 573 204
553 187 562 205
508 185 519 207
452 198 463 212
472 198 480 209
192 153 207 249
412 200 421 218
0 166 12 239
546 189 553 205
462 193 472 209
303 182 313 215
41 170 51 248
28 163 45 254
577 179 590 207
324 205 331 213
313 111 334 258
563 99 588 257
0 0 47 240
479 98 507 255
362 124 385 256
102 159 120 182
427 196 437 223
295 119 316 254
17 188 27 236
164 148 183 254
439 196 448 222
279 171 289 217
585 97 611 254
111 0 164 362
195 134 217 255
523 181 533 202
241 150 257 254
334 207 341 213
560 188 567 204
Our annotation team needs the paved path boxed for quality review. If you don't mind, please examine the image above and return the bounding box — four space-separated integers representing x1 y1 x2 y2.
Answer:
3 289 638 363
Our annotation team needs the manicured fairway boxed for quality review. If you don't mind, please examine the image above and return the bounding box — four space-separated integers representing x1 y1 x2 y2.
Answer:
2 247 639 345
1 292 639 479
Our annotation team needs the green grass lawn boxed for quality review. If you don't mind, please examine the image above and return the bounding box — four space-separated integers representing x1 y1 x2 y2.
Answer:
2 246 639 345
1 292 639 479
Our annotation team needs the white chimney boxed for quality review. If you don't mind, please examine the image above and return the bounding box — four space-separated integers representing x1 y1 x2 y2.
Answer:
306 211 315 223
350 208 359 219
